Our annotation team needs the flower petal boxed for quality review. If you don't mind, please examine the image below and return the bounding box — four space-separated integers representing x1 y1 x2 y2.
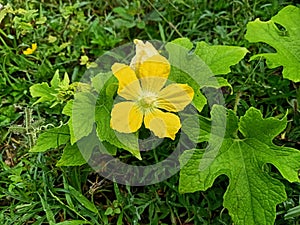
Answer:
144 109 181 140
156 83 194 112
138 55 170 79
138 55 170 93
130 39 159 72
110 101 143 133
23 43 37 55
111 63 141 100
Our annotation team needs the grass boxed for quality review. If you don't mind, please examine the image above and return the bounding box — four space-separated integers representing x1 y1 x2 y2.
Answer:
1 0 300 224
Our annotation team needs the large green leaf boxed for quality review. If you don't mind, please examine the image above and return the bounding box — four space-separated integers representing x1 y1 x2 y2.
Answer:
194 41 249 75
245 5 300 82
179 105 300 225
166 38 247 111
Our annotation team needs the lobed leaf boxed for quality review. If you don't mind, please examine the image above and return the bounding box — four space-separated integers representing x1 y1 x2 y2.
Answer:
245 5 300 82
166 38 247 111
179 105 300 225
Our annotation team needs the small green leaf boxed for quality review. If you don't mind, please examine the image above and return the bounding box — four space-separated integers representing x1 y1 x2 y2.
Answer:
29 82 56 105
56 144 86 166
70 92 96 144
180 105 300 225
47 35 57 43
245 5 300 82
68 186 98 213
114 208 121 214
104 207 114 215
61 72 70 87
62 100 73 117
30 70 73 107
50 70 61 87
57 130 105 166
30 125 69 152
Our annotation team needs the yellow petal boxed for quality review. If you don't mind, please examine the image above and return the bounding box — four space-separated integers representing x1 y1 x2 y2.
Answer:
138 55 170 79
32 43 37 51
138 55 170 93
111 63 142 100
139 77 167 94
144 109 181 140
110 101 143 133
156 83 194 112
130 39 160 72
23 43 37 55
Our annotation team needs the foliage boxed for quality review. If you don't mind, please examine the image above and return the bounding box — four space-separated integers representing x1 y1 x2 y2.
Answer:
245 5 300 82
28 38 247 164
180 105 300 225
1 1 300 224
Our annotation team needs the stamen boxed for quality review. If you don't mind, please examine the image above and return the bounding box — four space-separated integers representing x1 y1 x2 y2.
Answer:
137 91 158 112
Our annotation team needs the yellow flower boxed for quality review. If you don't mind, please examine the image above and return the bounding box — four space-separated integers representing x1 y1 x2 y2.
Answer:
23 43 37 55
110 39 194 140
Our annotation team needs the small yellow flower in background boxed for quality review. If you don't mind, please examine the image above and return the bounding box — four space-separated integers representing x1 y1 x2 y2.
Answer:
23 43 37 55
80 55 89 65
80 55 98 69
110 39 194 140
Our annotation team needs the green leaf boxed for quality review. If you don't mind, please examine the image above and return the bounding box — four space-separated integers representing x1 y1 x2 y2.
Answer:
181 114 211 143
30 125 70 152
245 5 300 82
166 41 212 112
62 100 73 116
61 72 70 88
166 38 246 111
202 77 233 94
91 72 113 92
30 70 75 107
194 41 249 75
171 37 194 49
93 73 141 160
50 70 61 88
56 129 111 166
179 105 300 225
104 207 114 215
29 82 56 105
68 186 98 213
70 92 96 144
56 144 86 166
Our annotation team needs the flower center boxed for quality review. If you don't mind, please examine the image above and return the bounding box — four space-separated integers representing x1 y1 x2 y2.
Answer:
137 91 157 112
